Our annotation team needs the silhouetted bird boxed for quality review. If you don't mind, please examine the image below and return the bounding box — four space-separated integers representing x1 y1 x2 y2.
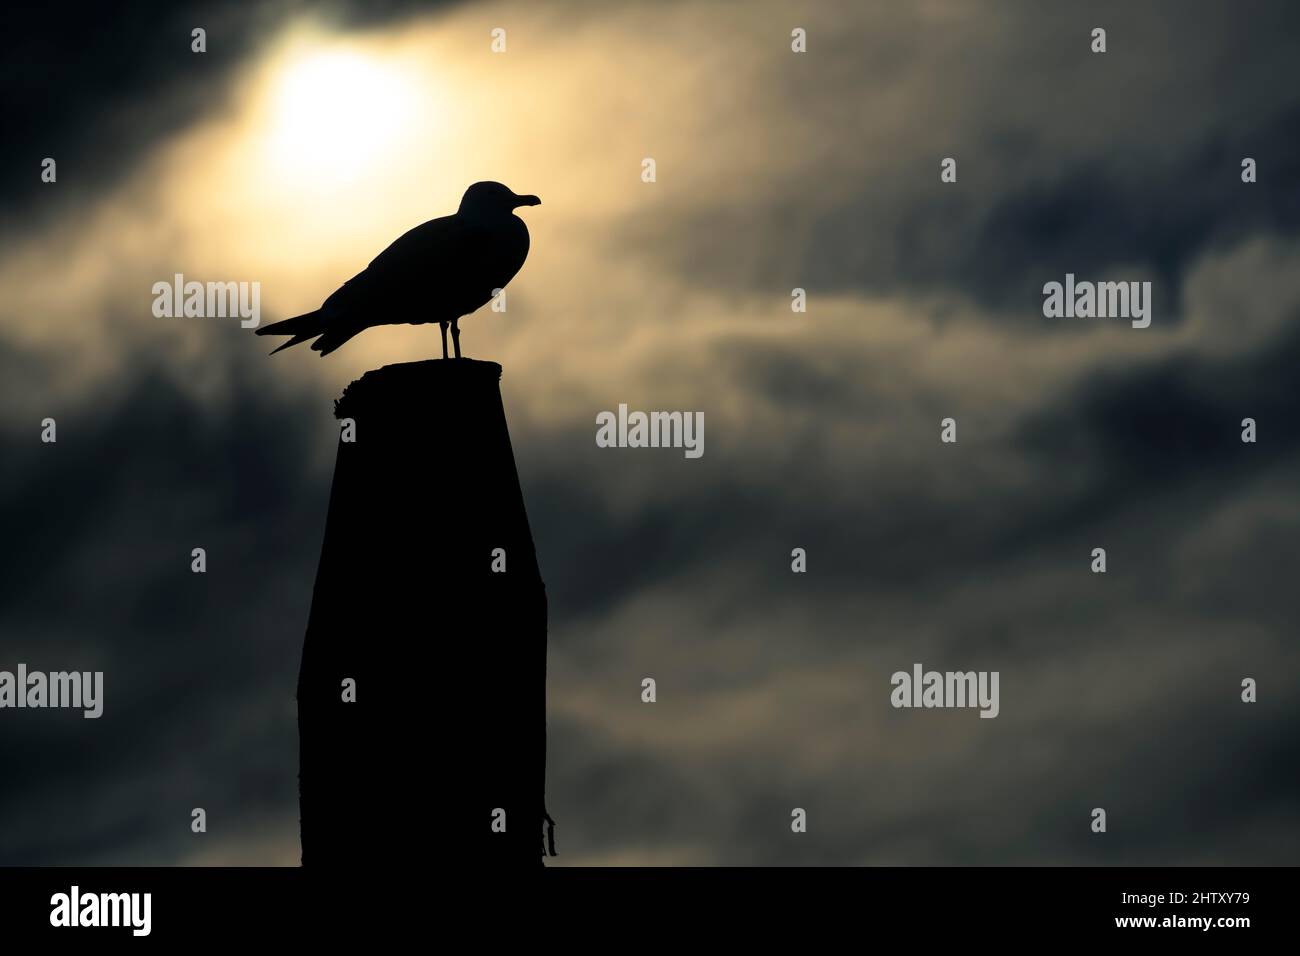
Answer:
257 181 540 357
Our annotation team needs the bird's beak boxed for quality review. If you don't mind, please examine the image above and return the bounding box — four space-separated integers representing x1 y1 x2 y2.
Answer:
513 194 541 207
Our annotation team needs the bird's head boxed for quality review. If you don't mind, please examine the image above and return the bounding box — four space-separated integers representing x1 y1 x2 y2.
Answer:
459 181 541 218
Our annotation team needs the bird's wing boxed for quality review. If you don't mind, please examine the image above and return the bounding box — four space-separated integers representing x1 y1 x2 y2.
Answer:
316 212 529 331
318 215 474 319
365 214 467 275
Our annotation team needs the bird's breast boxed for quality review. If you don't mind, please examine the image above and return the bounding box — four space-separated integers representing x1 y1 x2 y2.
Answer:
470 219 530 290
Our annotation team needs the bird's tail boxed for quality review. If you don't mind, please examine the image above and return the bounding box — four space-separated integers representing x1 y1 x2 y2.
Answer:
255 309 327 355
308 325 362 356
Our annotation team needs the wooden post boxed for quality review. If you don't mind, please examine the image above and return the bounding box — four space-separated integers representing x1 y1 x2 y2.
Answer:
297 359 549 867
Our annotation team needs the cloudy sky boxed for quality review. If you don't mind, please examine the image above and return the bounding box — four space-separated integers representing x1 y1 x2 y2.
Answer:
2 0 1298 865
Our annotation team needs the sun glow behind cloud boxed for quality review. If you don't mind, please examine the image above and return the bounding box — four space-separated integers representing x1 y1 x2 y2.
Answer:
266 48 419 188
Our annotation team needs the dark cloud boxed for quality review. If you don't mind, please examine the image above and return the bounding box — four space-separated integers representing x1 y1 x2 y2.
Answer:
612 1 1300 317
0 334 330 863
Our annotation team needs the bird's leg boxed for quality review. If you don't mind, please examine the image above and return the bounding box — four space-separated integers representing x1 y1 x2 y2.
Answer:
440 321 449 359
451 319 462 359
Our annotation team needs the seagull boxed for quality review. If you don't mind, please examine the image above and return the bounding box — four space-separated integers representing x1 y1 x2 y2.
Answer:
257 181 540 357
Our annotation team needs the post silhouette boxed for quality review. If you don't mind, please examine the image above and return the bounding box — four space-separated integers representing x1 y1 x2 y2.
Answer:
297 358 551 866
